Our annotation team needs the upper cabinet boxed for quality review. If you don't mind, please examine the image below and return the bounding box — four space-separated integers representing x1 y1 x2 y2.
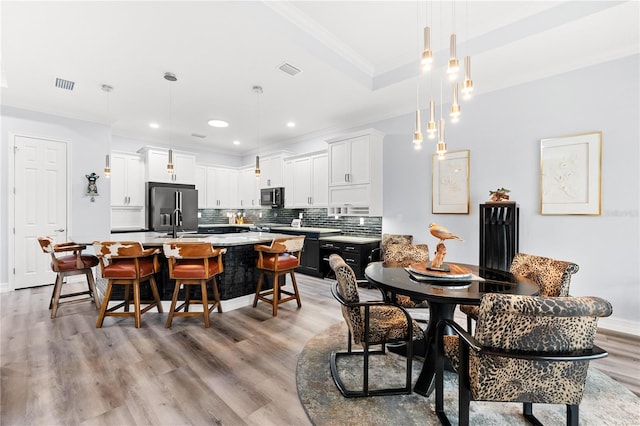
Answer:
110 151 145 230
207 167 238 208
238 167 260 208
110 152 144 207
284 151 328 208
139 147 196 184
326 129 384 216
194 165 207 207
328 135 371 186
258 155 286 188
196 165 239 209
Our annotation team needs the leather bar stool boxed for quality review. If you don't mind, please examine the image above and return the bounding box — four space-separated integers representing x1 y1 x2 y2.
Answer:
163 242 226 328
253 236 305 317
93 241 163 328
37 236 100 318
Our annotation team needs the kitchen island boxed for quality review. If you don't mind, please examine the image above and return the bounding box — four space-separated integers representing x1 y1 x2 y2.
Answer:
75 231 297 304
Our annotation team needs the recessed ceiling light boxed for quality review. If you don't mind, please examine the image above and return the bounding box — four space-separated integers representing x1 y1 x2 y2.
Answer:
149 123 159 129
287 122 295 128
233 140 240 145
208 119 229 128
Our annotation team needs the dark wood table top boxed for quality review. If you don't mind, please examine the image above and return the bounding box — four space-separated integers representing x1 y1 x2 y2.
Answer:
364 261 539 305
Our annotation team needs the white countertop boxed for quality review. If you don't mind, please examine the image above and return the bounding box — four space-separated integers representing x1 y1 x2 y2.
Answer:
270 226 342 234
73 231 292 247
319 235 381 244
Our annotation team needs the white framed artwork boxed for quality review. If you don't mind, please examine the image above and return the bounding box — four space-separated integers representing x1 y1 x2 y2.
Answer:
432 150 470 214
540 131 602 215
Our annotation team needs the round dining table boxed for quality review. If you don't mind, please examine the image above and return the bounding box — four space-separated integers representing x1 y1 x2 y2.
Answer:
364 261 539 396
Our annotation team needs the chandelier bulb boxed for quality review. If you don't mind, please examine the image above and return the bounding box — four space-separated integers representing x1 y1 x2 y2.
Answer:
421 26 433 71
447 33 459 80
450 83 461 122
462 56 474 99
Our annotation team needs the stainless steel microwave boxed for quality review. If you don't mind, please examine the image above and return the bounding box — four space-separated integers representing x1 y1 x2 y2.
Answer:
260 187 284 208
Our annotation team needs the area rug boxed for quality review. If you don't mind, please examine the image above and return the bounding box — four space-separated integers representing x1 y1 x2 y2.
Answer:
296 322 640 426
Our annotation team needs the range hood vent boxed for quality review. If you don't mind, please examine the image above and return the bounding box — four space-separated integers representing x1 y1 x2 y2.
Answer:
54 78 75 91
278 62 302 76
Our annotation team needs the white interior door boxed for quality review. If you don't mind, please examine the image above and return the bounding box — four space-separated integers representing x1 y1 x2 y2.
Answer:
12 135 68 289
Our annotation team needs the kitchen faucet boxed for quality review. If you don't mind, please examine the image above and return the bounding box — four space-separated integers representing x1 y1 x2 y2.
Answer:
170 207 183 238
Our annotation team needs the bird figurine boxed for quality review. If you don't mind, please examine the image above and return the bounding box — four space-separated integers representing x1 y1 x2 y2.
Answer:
429 223 463 244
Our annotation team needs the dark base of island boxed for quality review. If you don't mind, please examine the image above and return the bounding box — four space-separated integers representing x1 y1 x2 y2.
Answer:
101 243 285 301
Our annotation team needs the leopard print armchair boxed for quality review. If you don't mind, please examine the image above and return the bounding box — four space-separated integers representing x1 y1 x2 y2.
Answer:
436 293 612 426
460 253 579 331
328 254 425 397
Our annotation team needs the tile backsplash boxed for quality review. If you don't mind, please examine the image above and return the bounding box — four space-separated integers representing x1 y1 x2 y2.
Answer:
199 208 382 237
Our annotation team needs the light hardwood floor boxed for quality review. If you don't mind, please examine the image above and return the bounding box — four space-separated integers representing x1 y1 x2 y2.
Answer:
1 274 638 425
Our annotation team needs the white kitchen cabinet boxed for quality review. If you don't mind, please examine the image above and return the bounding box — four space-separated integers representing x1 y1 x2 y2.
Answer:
258 156 284 188
110 152 145 230
110 152 144 207
328 135 370 186
206 167 238 208
238 167 260 208
311 154 328 206
326 129 384 216
285 152 328 208
139 147 196 184
194 165 207 207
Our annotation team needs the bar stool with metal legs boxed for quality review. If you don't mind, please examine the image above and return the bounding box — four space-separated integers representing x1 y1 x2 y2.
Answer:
163 242 226 328
93 241 163 328
37 236 100 318
253 235 305 317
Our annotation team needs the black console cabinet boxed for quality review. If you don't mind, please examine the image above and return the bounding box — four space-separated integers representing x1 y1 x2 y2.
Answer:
479 202 519 271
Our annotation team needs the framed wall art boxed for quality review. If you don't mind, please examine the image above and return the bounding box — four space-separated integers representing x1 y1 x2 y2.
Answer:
540 131 602 215
432 149 470 214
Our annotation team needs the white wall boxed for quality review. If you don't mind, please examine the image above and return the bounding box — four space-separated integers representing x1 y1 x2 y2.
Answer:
1 107 112 286
381 55 639 330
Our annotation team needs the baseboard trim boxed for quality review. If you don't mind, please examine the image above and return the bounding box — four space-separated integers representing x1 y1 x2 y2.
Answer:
599 317 640 337
0 282 9 293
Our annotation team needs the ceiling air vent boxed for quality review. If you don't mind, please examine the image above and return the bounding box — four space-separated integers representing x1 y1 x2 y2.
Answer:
278 62 302 76
54 78 75 91
191 133 207 139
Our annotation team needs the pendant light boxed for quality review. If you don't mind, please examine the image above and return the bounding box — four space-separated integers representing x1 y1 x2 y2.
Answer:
437 78 447 159
413 1 423 150
253 85 263 178
461 2 473 100
101 84 113 177
427 99 437 139
462 56 473 100
104 154 111 177
421 25 433 72
164 72 177 175
450 82 461 123
447 2 459 81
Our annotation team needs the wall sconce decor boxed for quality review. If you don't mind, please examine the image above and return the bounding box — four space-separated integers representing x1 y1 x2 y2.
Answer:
86 172 99 202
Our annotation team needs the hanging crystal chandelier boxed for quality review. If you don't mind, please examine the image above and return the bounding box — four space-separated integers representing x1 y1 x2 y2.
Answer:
413 0 475 157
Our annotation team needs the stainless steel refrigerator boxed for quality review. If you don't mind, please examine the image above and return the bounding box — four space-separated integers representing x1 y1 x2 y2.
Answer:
146 182 198 233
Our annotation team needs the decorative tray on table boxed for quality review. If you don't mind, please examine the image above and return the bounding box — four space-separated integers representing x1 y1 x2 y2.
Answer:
406 262 473 285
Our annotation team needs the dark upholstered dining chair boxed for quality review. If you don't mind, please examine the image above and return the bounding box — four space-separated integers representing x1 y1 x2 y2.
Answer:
436 293 612 426
460 252 579 332
329 254 425 397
